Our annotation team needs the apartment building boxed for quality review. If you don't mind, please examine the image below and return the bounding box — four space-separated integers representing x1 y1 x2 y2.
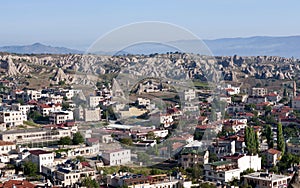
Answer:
0 110 27 127
252 87 267 97
204 161 241 184
0 126 77 144
0 140 16 155
243 172 291 188
29 150 54 172
88 96 103 108
223 153 261 172
102 149 131 166
49 111 74 124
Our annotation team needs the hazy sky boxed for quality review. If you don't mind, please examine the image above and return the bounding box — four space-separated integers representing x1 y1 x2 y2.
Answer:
1 0 299 49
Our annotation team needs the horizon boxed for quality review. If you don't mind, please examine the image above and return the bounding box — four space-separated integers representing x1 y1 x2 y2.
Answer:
1 34 300 52
1 0 300 50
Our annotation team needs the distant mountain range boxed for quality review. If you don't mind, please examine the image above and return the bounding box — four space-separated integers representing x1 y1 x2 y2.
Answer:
0 43 83 54
1 36 300 58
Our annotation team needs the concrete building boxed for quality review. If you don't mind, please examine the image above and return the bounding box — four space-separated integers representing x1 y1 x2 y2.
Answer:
24 90 42 101
0 110 27 127
0 140 16 155
49 111 74 124
183 89 196 101
292 96 300 110
243 172 291 188
42 160 96 187
29 150 54 172
83 108 101 122
107 174 181 188
102 149 131 166
179 148 209 169
252 87 268 97
11 103 33 115
204 161 241 184
223 154 261 172
266 148 282 167
0 126 77 144
88 96 102 108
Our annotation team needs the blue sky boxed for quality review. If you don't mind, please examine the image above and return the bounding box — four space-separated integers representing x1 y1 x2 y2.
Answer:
1 0 299 49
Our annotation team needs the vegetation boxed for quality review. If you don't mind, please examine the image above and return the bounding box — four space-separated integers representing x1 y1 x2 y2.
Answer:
23 161 38 177
265 124 274 148
72 132 85 145
119 138 133 146
277 123 285 153
59 136 72 145
81 177 99 188
245 127 259 155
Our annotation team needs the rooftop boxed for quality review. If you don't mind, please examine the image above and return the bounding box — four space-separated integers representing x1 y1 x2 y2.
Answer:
243 172 291 181
29 149 52 156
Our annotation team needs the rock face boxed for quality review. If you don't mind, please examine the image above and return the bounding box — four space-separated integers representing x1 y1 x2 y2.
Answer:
52 68 72 84
0 52 300 84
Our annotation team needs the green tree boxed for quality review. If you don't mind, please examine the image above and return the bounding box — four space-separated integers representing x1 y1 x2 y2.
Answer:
119 138 133 146
76 156 87 162
72 132 85 145
23 161 38 177
266 125 274 148
81 177 99 188
277 123 285 153
209 152 218 163
59 136 72 145
137 152 150 165
245 127 258 155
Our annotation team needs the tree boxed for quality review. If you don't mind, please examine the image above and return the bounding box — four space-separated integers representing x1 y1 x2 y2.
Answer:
81 177 99 188
266 125 274 148
277 123 285 153
59 136 72 145
72 132 85 145
245 127 259 155
23 161 38 177
209 152 218 163
119 138 133 146
137 152 150 165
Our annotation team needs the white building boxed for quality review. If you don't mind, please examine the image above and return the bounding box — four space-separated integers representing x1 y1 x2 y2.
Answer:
29 150 54 172
160 114 173 128
225 84 240 95
0 140 16 155
137 98 151 109
0 110 27 127
25 90 42 101
49 111 74 124
204 161 241 184
38 104 62 116
102 149 131 166
223 154 261 172
243 172 291 188
11 103 33 115
183 89 196 101
0 126 77 144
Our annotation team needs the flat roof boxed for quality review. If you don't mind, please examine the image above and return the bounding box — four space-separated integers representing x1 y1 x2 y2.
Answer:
29 150 52 156
243 172 291 181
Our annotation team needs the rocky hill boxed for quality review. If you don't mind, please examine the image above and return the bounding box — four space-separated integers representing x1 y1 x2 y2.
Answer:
0 52 299 89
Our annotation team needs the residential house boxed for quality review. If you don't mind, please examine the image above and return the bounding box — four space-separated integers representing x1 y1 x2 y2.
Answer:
204 161 241 184
266 148 282 167
243 172 291 188
101 149 131 166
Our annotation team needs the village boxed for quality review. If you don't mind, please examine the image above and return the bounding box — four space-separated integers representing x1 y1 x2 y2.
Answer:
0 71 299 188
